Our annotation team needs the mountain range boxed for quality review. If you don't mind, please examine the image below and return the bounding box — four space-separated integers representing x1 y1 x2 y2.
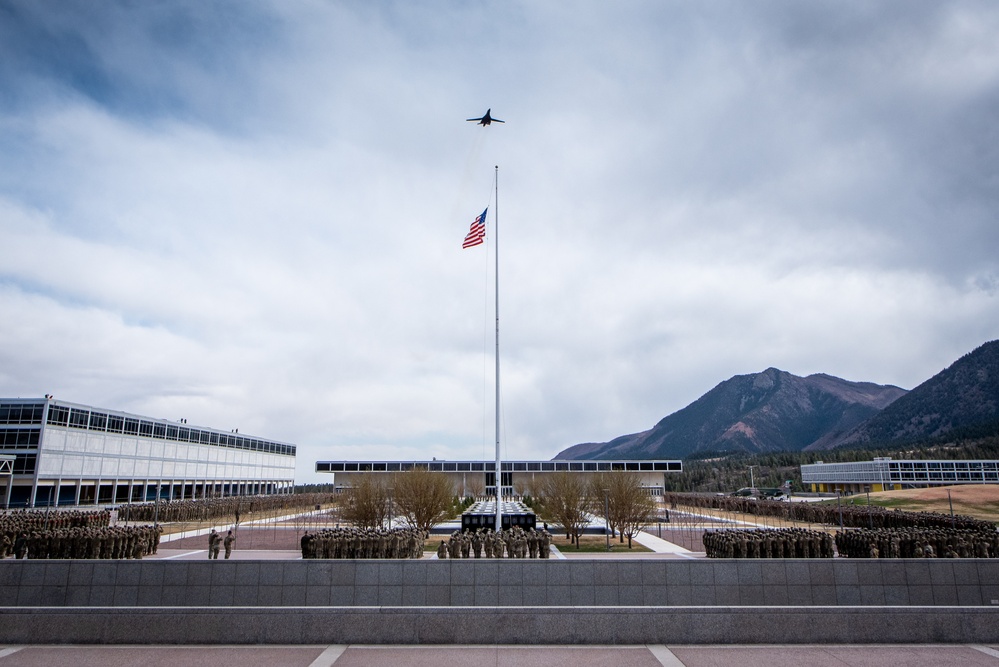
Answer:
556 340 999 461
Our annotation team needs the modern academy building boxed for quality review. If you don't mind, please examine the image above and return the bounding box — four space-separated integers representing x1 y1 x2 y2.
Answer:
0 397 297 508
801 457 999 493
315 459 682 497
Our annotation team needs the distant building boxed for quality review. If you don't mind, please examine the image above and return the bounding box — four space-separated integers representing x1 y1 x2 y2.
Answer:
315 459 682 497
801 457 999 493
1 397 296 508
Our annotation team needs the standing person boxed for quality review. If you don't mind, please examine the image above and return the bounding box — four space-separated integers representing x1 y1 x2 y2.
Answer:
223 529 236 560
208 529 221 559
13 532 27 559
300 531 311 559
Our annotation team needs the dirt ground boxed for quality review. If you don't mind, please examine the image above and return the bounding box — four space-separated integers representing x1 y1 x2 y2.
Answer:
166 527 306 551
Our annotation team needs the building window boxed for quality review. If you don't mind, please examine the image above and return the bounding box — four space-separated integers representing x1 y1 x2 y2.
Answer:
12 454 36 474
89 412 108 431
0 403 44 425
69 408 89 428
46 405 70 426
0 428 40 447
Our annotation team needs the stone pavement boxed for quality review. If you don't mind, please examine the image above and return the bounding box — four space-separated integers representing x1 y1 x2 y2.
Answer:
0 644 997 666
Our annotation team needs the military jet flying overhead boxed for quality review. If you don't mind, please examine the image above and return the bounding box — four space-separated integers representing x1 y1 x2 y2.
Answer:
466 109 504 126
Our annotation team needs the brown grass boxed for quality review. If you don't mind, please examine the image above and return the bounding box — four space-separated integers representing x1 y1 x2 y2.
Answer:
550 534 652 553
858 484 999 523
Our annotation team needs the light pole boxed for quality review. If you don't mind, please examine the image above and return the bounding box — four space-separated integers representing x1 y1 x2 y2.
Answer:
603 488 610 551
154 482 161 529
748 466 758 494
947 488 955 529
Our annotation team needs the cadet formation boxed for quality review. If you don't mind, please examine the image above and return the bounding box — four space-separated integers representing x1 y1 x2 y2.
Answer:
703 528 835 558
117 492 336 523
834 527 998 558
436 527 553 559
300 527 426 559
1 509 160 560
0 524 161 559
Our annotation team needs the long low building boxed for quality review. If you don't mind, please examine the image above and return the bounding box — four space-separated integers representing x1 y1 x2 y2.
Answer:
315 459 682 497
801 457 999 493
1 397 297 508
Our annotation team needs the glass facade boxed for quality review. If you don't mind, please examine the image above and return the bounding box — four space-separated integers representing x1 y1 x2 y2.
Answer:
316 460 682 472
44 402 295 457
801 458 999 491
316 459 681 498
1 398 297 508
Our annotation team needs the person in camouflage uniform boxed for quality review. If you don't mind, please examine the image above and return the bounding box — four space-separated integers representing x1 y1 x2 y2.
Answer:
208 529 221 559
223 529 236 559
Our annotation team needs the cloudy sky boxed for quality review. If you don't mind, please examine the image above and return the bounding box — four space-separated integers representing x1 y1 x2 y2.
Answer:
1 1 997 483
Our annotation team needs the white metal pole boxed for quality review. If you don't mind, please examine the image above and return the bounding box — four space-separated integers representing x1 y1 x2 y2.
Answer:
494 165 502 534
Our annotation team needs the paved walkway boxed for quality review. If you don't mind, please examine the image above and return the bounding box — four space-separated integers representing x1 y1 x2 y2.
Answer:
0 644 997 666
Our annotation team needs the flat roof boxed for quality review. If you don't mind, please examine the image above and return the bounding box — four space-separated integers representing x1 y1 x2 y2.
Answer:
1 397 297 458
316 459 681 473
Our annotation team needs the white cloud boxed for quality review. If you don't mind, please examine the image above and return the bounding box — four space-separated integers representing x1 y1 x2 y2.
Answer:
1 1 997 482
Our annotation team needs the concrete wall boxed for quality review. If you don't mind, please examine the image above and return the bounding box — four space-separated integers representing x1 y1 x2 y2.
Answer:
2 558 998 608
1 607 998 645
3 559 998 644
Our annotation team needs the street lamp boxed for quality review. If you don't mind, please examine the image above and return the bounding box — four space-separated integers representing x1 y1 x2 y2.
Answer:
154 482 161 529
603 488 610 551
748 466 758 494
836 491 844 530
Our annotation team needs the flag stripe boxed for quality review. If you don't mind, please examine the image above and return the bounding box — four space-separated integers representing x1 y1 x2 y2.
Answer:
462 208 488 248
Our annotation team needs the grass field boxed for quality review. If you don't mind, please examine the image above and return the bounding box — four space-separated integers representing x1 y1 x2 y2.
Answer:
549 534 652 553
820 484 999 524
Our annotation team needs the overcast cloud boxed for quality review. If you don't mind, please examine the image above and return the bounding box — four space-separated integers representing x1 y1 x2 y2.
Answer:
1 1 997 482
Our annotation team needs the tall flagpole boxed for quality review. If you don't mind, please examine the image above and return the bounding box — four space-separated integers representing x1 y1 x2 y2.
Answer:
493 165 502 533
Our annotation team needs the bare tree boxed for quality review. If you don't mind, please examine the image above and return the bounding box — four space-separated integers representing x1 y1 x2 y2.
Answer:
587 471 658 548
538 471 590 548
339 474 390 529
587 473 616 539
466 475 485 499
391 467 456 533
607 471 657 548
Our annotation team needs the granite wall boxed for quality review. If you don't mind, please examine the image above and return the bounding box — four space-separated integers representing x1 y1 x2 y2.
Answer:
1 606 998 645
1 558 998 608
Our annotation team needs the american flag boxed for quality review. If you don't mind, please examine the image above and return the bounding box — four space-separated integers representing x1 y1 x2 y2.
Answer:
462 208 487 249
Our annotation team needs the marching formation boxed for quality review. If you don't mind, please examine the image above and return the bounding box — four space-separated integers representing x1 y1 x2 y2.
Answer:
300 527 426 559
435 527 553 559
665 492 994 531
703 528 834 558
834 528 999 558
117 493 336 523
